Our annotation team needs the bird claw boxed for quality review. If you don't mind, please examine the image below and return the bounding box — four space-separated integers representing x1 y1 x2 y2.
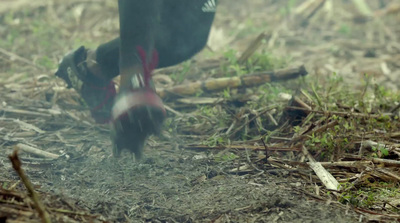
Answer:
110 105 165 161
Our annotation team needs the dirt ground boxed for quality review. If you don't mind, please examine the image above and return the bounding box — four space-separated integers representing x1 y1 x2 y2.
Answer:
1 0 400 222
2 139 360 222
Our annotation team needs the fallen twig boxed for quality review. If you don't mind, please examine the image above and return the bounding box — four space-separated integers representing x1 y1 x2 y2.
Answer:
16 143 60 159
294 0 326 25
375 2 400 17
290 120 338 144
352 0 372 17
286 106 393 119
376 168 400 181
302 146 341 191
176 97 224 105
0 107 53 118
157 65 308 98
370 157 400 167
354 207 400 221
228 107 277 137
12 119 46 134
184 144 301 152
344 154 400 167
238 32 268 64
0 47 45 70
9 150 51 223
164 104 183 116
260 138 269 163
291 96 312 111
318 161 371 168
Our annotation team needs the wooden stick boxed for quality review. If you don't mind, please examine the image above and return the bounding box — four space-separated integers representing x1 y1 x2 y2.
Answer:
376 168 400 181
12 119 45 134
9 150 51 223
163 104 183 116
0 107 52 118
295 0 320 15
319 161 371 168
370 157 400 167
354 207 400 220
352 0 372 17
294 0 326 25
184 144 301 152
272 158 372 170
343 154 400 167
290 120 338 144
16 143 60 159
0 47 45 70
285 106 393 119
291 96 312 111
238 32 267 64
229 108 276 137
157 65 308 98
302 146 341 191
375 3 400 17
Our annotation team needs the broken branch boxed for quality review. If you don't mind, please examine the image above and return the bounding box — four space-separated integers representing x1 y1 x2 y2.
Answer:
157 65 308 99
16 143 60 159
9 150 51 223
